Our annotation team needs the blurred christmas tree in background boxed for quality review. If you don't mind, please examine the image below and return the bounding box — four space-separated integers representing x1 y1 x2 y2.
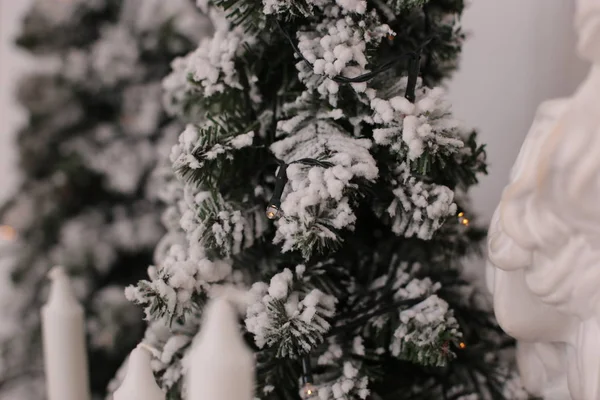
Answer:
123 0 527 399
0 0 207 398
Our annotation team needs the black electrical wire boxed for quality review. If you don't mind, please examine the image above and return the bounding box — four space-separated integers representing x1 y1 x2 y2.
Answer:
275 19 431 101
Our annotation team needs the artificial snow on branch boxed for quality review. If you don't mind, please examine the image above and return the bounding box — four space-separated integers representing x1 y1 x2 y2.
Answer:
119 0 522 398
271 119 377 258
246 267 336 358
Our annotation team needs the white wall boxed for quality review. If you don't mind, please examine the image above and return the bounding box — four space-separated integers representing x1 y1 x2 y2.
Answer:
448 0 590 222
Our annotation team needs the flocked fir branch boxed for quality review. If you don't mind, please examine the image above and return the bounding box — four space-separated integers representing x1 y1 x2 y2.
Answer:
123 0 525 399
0 0 209 397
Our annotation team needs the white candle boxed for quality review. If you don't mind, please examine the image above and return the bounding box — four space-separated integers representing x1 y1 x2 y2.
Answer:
187 297 255 400
42 266 90 400
113 344 165 400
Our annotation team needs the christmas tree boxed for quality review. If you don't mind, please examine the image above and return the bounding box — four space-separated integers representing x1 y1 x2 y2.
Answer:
125 0 526 399
0 0 207 397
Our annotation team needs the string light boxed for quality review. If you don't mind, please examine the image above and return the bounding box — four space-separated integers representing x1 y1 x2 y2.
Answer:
277 19 428 88
300 383 317 399
405 50 421 103
265 159 334 221
265 163 288 220
457 212 470 227
441 340 467 357
0 225 16 241
299 357 318 399
266 204 281 220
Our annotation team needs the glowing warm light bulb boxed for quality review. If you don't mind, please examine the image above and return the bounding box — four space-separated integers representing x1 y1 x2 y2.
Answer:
265 205 281 220
300 383 317 399
459 342 466 349
0 225 16 241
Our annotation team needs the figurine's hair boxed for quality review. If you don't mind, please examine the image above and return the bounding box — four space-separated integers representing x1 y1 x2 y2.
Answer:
488 93 600 399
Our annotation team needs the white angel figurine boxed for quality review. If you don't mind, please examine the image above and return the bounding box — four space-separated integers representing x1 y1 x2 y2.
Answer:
486 1 600 399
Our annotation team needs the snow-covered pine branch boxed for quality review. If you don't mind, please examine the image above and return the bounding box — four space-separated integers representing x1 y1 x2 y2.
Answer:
246 267 336 358
120 0 521 398
271 119 378 258
0 0 209 397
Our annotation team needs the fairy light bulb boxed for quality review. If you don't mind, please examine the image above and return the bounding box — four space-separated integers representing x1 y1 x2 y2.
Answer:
459 342 466 349
265 204 281 220
300 383 317 399
457 212 470 226
266 163 289 221
299 357 317 399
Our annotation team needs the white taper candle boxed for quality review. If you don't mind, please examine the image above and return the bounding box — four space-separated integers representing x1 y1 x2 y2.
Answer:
113 344 165 400
42 266 91 400
187 297 255 400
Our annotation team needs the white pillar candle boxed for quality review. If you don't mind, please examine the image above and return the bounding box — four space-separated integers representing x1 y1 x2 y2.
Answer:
42 266 90 400
187 297 255 400
113 344 165 400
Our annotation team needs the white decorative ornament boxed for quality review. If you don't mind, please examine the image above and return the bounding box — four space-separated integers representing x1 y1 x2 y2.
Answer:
486 1 600 399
